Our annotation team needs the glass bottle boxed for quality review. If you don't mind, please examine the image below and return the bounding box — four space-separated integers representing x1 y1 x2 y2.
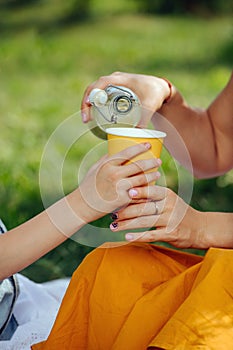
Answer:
89 85 141 139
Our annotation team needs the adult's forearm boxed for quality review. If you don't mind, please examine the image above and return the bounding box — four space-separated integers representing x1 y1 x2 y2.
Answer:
153 73 233 178
204 212 233 249
206 72 233 172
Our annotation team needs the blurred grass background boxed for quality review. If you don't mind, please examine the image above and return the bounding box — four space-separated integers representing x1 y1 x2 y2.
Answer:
0 0 232 281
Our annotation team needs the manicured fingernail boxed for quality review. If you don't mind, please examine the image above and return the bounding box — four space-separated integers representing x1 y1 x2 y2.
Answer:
144 142 151 149
128 189 138 197
125 233 134 241
155 171 161 178
85 96 90 104
110 222 118 230
111 212 118 220
156 158 162 166
81 112 88 123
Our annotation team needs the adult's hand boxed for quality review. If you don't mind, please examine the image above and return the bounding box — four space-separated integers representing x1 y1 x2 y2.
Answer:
81 71 172 128
110 185 210 249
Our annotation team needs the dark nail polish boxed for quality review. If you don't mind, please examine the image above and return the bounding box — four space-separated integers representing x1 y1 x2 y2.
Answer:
111 212 118 220
111 222 118 229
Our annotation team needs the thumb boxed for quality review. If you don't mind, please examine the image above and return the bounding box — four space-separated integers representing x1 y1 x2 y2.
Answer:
137 108 154 128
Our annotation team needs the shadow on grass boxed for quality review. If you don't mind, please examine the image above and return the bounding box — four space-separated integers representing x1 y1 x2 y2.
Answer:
0 0 92 36
218 37 233 66
1 11 232 74
0 16 91 35
138 37 233 72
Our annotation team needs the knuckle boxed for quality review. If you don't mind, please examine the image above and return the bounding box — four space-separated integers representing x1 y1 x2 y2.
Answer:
132 203 144 217
101 161 112 174
116 178 129 191
160 199 166 213
132 162 144 174
146 172 154 183
99 75 109 83
123 148 132 159
149 157 158 168
135 159 151 171
111 71 122 76
137 173 147 186
109 169 121 182
119 208 131 220
146 172 156 183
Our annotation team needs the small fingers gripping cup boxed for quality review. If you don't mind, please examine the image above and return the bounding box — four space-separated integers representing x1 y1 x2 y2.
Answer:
106 127 166 183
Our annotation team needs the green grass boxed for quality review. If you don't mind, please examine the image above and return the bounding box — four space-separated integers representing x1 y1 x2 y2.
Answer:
0 1 232 280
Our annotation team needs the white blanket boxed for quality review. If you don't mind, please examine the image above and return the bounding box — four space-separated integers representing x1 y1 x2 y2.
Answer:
0 274 70 350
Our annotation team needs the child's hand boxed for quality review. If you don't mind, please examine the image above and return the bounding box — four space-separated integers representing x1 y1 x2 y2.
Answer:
77 143 161 223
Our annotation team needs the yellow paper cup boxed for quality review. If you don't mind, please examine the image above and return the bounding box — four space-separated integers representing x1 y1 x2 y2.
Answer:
106 127 166 162
106 127 166 185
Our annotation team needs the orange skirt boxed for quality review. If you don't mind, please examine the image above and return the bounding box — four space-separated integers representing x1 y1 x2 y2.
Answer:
32 243 233 350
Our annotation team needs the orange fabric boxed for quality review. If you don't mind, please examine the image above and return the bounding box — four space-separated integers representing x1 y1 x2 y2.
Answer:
32 243 233 350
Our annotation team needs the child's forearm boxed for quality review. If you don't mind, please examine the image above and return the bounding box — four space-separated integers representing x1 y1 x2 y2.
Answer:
0 188 86 280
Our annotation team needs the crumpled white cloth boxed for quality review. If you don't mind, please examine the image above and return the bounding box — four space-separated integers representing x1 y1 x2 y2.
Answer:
0 273 70 350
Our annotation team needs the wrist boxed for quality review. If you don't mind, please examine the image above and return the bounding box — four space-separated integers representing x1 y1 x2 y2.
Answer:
160 77 173 104
157 78 183 112
72 188 103 225
44 191 86 239
194 210 212 249
204 212 233 248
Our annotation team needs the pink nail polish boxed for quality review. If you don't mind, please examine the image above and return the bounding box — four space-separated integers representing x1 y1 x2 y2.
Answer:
125 233 133 241
144 142 151 149
157 158 162 166
85 96 90 105
129 189 138 197
81 112 88 123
